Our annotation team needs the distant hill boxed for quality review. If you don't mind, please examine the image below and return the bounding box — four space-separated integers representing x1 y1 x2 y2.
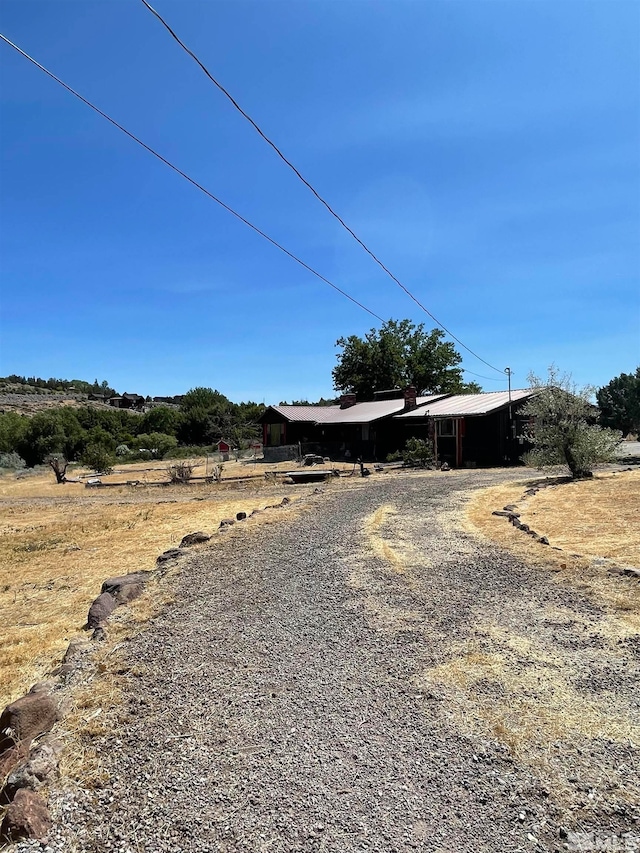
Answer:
0 375 117 396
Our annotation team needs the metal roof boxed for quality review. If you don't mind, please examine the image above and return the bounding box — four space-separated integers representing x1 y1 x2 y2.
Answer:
312 395 447 424
268 405 341 423
266 395 448 425
395 389 535 419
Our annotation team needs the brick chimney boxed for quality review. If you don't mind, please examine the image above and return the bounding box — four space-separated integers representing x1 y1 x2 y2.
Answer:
403 386 417 411
340 393 357 409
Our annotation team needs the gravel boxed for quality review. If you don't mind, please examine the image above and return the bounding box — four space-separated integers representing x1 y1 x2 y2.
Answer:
11 470 640 852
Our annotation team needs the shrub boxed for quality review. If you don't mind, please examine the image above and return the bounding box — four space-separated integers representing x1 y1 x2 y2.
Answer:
0 451 26 469
387 437 434 467
81 443 115 475
167 461 194 483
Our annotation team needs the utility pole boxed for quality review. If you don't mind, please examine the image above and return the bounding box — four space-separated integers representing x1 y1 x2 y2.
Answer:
505 367 512 419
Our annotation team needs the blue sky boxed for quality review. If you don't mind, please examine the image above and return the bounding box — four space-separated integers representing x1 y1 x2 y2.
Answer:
1 0 638 403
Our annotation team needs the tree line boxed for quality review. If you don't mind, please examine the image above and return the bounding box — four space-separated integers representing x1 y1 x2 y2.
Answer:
0 387 265 470
0 375 117 396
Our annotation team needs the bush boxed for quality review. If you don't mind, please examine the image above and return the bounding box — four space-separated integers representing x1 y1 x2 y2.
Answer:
81 443 115 474
167 461 194 483
0 451 26 469
387 437 434 467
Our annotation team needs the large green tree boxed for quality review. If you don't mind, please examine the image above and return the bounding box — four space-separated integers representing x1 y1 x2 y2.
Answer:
521 367 622 479
332 319 479 399
596 367 640 437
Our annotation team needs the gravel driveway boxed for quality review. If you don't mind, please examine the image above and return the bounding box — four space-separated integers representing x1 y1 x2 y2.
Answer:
29 471 640 852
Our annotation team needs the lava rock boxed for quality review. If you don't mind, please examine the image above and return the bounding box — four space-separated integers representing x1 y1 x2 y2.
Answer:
180 532 211 548
1 789 52 842
156 548 184 565
0 692 58 748
102 572 150 603
87 592 117 629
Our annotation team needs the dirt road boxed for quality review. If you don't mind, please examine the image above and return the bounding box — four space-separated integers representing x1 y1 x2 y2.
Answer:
31 471 639 852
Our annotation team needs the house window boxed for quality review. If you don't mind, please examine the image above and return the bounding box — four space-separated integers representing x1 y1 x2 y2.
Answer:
267 423 284 446
436 418 456 437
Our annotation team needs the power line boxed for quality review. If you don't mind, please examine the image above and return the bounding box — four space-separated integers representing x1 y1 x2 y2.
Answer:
462 368 505 383
0 32 504 389
0 32 384 324
139 0 505 376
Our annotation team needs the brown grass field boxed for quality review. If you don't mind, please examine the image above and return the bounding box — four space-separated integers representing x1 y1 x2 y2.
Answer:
0 457 357 709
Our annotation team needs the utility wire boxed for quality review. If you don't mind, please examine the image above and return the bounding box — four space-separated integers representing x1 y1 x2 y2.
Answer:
0 33 384 323
139 0 505 376
462 368 504 382
1 33 504 388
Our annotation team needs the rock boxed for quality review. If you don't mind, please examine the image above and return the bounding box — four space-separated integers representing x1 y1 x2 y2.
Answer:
280 497 291 505
28 681 57 696
520 524 530 532
492 510 520 518
5 739 62 795
87 592 117 629
1 789 51 842
441 462 450 471
0 742 29 781
236 512 247 521
92 626 107 642
511 519 523 529
539 536 549 545
101 572 150 603
156 548 183 565
219 518 235 528
179 532 211 548
0 693 58 748
623 567 640 580
59 639 91 675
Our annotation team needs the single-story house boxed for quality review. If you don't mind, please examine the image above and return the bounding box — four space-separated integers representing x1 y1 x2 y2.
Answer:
259 388 447 460
394 389 536 467
259 387 537 466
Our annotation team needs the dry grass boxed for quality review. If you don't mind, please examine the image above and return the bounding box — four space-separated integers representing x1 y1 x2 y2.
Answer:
451 467 640 787
465 469 640 567
0 461 319 708
464 469 640 630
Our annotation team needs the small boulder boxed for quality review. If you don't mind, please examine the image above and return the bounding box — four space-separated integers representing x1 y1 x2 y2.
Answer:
92 626 107 642
280 497 291 505
101 572 150 604
0 693 58 748
179 532 211 548
539 536 549 545
156 548 183 565
87 592 116 629
1 789 51 842
5 738 62 795
219 518 235 528
59 639 91 677
0 742 29 781
236 512 247 521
